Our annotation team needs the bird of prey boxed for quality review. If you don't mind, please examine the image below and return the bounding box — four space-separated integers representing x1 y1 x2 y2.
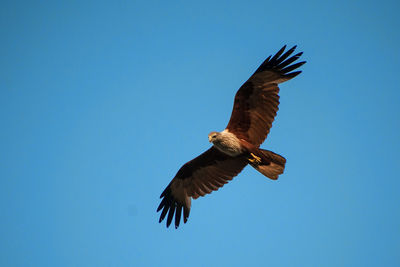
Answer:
157 45 305 229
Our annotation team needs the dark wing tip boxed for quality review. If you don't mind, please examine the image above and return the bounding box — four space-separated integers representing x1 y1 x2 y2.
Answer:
175 204 182 229
183 206 190 223
254 45 305 77
285 71 302 79
281 61 306 74
270 45 287 62
157 185 187 229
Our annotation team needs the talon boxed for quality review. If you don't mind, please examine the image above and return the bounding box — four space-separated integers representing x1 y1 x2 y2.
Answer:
249 153 262 164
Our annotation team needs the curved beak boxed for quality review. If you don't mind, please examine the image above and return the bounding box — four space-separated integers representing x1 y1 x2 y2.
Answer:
208 136 212 142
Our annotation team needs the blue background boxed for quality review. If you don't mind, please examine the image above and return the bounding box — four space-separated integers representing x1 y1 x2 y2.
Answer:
1 0 399 266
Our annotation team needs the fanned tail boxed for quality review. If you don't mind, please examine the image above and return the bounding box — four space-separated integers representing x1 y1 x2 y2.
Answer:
248 149 286 180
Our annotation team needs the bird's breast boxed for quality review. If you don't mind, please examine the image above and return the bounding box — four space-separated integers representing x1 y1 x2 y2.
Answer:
212 130 244 157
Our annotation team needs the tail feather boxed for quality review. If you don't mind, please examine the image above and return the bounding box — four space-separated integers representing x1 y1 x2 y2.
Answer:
249 149 286 180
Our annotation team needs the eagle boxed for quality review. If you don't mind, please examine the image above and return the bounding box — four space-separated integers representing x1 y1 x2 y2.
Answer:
157 45 305 228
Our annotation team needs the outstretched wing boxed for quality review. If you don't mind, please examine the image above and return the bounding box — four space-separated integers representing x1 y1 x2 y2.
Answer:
226 45 306 147
157 147 248 229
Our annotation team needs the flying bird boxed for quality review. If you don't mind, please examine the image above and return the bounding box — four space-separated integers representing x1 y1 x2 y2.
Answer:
157 45 305 228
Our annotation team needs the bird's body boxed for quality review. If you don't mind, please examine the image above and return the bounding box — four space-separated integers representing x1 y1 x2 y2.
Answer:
208 130 244 157
157 45 306 228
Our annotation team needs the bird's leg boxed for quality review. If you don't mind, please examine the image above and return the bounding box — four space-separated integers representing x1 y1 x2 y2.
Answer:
248 153 262 165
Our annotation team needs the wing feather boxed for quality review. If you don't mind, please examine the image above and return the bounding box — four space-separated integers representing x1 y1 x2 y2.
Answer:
226 45 305 146
174 204 183 228
157 147 248 228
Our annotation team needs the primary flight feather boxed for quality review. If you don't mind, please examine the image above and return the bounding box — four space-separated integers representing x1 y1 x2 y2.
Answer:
157 45 306 228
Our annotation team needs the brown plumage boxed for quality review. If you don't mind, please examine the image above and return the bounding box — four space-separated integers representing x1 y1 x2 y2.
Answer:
157 45 306 228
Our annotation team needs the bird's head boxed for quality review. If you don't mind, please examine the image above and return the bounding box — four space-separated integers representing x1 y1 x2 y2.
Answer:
208 131 220 143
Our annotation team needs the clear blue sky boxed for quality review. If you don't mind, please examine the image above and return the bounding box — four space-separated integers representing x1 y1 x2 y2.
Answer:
1 0 399 266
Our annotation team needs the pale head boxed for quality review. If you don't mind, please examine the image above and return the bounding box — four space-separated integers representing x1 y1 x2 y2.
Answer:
208 131 220 143
207 129 243 156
